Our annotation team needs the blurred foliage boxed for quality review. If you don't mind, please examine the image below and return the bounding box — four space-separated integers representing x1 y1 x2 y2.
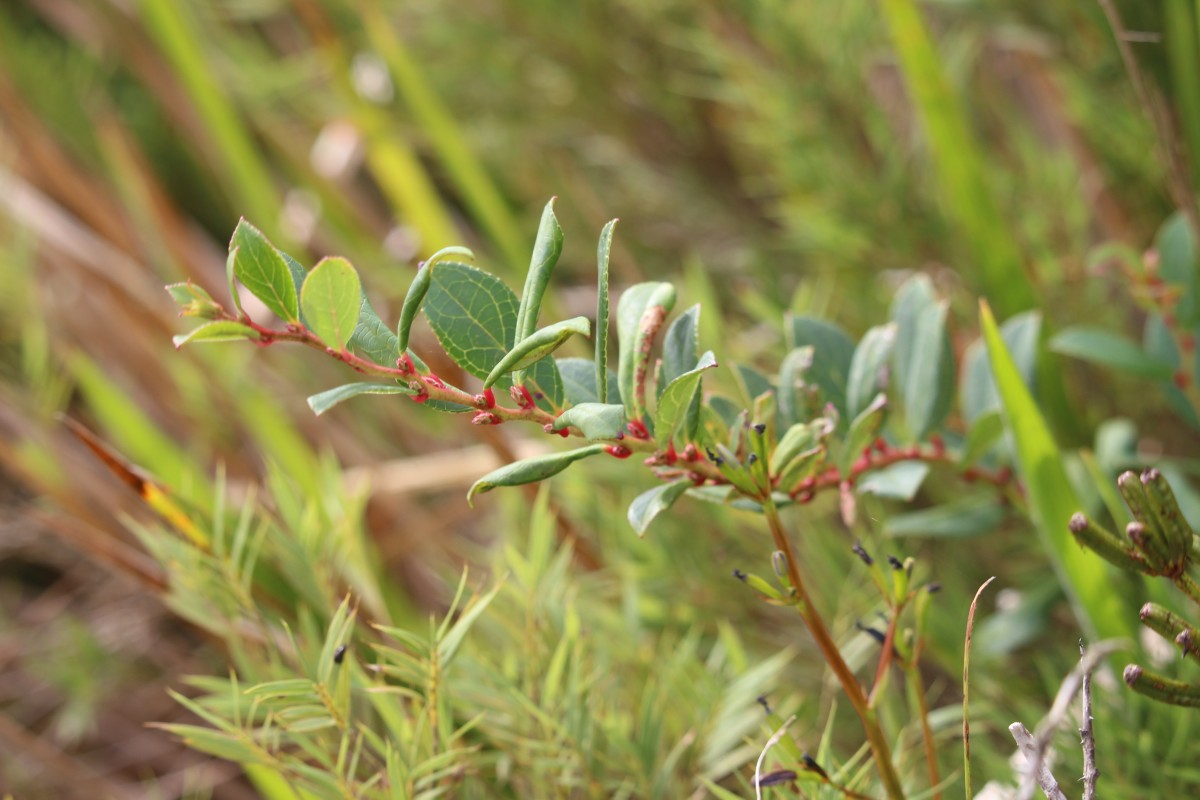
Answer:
2 0 1200 798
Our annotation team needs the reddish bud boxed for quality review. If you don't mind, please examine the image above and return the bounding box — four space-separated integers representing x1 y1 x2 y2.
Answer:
605 445 633 459
664 442 678 465
797 490 814 504
472 411 501 425
396 353 416 375
1182 334 1197 354
510 385 537 410
681 444 699 462
422 374 447 389
480 387 496 408
689 472 706 486
626 419 650 440
874 437 888 453
930 434 945 456
542 423 569 438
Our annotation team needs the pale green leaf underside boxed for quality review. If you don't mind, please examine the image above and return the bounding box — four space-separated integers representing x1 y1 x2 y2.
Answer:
173 320 262 348
467 444 606 506
307 382 416 415
628 481 690 537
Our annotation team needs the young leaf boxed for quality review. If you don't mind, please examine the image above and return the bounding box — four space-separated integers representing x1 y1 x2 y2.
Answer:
225 246 244 314
552 403 626 440
596 219 617 403
786 315 856 418
307 382 417 415
484 317 591 389
628 481 690 537
301 257 362 350
513 198 564 386
166 281 222 319
467 444 606 506
396 245 474 352
981 300 1131 642
616 282 677 418
961 409 1005 466
230 219 299 323
777 346 814 429
558 357 619 406
173 321 262 348
902 300 953 439
846 323 896 418
1049 327 1174 380
661 305 700 391
655 351 717 446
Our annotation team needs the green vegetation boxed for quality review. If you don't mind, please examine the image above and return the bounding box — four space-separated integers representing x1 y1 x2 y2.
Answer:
3 1 1200 798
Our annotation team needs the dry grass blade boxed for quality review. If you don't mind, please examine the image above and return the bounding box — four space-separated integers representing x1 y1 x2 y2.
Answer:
963 575 996 800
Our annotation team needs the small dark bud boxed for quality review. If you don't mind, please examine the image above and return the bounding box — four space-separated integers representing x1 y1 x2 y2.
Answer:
887 555 903 570
1177 629 1194 656
747 453 758 465
801 753 829 781
753 422 766 434
925 582 942 594
705 447 719 462
733 569 748 582
1123 664 1142 687
855 620 887 645
333 644 346 664
1069 513 1088 534
1127 521 1148 548
852 540 874 566
756 694 771 714
754 769 798 788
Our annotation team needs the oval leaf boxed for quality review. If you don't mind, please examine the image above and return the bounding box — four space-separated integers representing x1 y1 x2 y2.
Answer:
173 320 262 348
349 292 399 366
467 444 606 506
902 300 952 439
552 403 626 440
307 382 416 416
786 315 856 419
231 219 298 322
617 282 677 417
655 351 717 446
596 220 617 402
628 481 690 537
301 257 362 350
558 357 619 406
662 305 701 391
485 317 591 389
1049 326 1174 380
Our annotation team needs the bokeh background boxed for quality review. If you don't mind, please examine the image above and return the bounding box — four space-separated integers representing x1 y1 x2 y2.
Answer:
2 1 1199 797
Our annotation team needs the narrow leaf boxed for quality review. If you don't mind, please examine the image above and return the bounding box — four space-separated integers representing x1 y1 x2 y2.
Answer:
552 403 626 440
307 382 416 415
231 219 298 322
596 219 616 403
396 245 474 352
1049 326 1174 380
628 481 690 537
655 351 717 446
662 305 700 390
846 323 896 418
514 198 563 354
485 317 591 388
467 444 606 506
173 321 262 348
617 282 677 418
981 300 1131 641
301 257 362 350
839 393 887 475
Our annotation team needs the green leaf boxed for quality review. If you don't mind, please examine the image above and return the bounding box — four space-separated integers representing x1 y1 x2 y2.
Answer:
961 409 1005 466
846 323 896 418
349 293 399 367
655 351 718 446
786 315 856 418
173 320 262 348
552 403 626 440
514 198 564 344
839 393 887 475
424 261 562 410
981 300 1131 642
617 282 677 418
777 347 813 429
1049 326 1174 380
231 219 299 322
902 300 952 439
396 245 474 352
662 305 700 391
596 219 616 403
857 461 930 501
301 257 362 350
960 310 1041 423
884 494 1005 538
467 444 606 506
627 481 690 537
166 281 222 319
307 382 417 415
281 251 308 314
225 246 243 314
485 317 591 388
558 357 619 406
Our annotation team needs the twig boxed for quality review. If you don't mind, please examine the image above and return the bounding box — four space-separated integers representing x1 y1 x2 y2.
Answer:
754 714 796 800
1008 722 1069 800
1080 642 1098 800
963 576 996 800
